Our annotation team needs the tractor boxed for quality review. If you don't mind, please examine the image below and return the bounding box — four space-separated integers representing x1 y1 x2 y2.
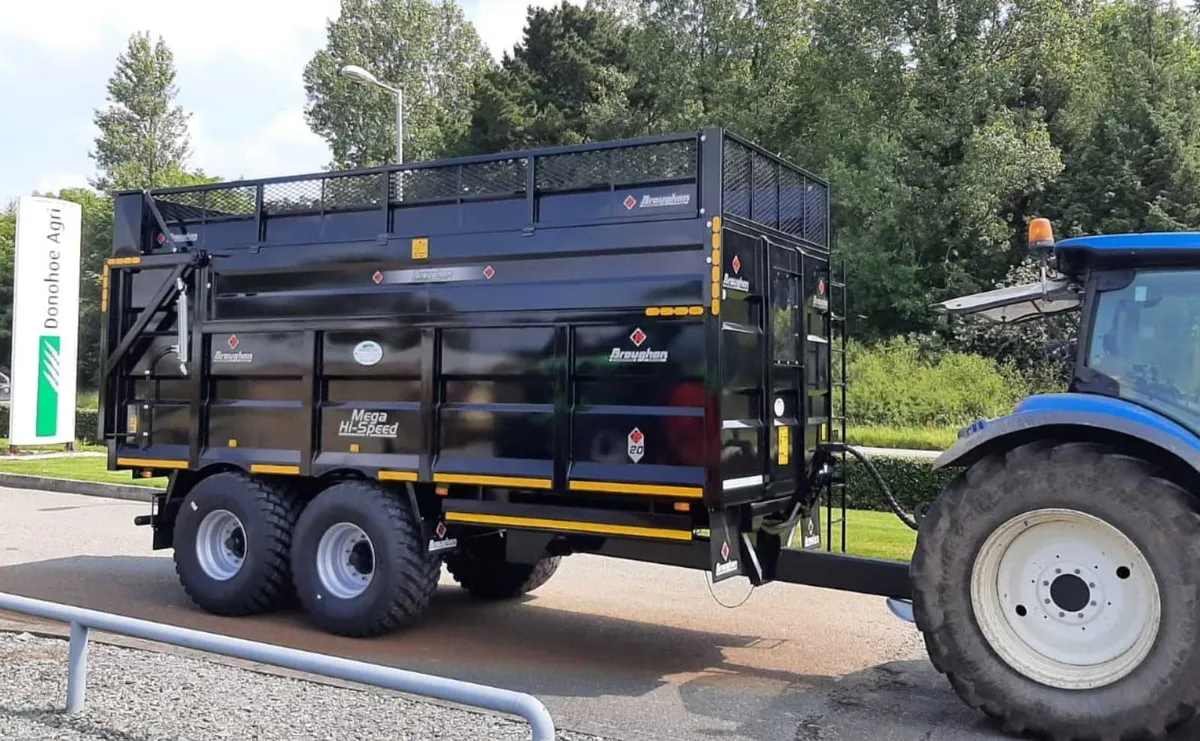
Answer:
918 218 1200 739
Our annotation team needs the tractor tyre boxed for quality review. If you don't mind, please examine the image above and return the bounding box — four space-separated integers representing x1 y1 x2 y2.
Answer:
912 440 1200 741
446 536 561 600
290 480 440 637
172 471 303 616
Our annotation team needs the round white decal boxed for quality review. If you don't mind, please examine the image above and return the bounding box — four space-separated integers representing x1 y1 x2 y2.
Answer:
353 340 383 366
774 398 786 417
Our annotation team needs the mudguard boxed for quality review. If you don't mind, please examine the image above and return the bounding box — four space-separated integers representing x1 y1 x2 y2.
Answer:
935 393 1200 475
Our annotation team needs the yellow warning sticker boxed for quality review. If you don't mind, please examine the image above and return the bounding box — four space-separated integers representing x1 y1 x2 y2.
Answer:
411 237 429 260
778 426 790 466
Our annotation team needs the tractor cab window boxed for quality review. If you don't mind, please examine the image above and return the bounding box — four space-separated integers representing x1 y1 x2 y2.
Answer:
1087 269 1200 431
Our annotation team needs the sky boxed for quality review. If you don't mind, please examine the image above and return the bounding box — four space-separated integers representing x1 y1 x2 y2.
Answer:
0 0 572 205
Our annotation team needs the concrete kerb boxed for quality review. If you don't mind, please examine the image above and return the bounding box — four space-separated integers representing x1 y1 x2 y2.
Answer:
0 473 155 502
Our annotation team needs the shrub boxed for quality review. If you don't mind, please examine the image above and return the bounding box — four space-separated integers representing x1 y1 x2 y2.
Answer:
0 404 100 444
846 336 1028 429
839 454 957 513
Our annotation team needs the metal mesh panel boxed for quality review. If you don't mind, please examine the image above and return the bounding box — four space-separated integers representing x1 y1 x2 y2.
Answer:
324 172 385 211
207 186 257 216
722 140 752 218
779 167 806 237
391 166 459 204
263 179 322 215
751 151 779 229
724 136 829 249
156 185 256 222
804 182 828 248
535 140 697 193
460 158 527 197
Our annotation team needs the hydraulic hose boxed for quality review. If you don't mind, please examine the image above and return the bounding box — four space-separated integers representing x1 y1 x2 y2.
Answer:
821 442 920 531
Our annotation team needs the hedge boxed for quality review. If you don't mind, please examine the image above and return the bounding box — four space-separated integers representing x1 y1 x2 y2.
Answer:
840 455 958 514
0 404 99 443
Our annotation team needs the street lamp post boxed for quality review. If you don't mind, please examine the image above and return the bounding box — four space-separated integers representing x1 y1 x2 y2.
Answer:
339 64 404 165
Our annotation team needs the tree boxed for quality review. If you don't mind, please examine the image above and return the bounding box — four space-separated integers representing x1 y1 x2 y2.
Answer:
462 1 641 153
90 31 194 192
627 0 805 140
0 202 15 372
788 0 1088 337
1044 0 1200 237
303 0 492 168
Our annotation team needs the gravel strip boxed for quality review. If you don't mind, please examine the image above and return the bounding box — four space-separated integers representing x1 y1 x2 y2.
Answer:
0 631 609 741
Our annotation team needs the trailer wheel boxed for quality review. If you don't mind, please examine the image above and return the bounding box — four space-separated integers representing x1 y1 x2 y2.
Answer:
912 441 1200 740
445 537 560 600
172 471 302 616
290 480 439 637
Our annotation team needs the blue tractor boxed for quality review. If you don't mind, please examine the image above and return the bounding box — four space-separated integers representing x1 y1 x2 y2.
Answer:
915 219 1200 740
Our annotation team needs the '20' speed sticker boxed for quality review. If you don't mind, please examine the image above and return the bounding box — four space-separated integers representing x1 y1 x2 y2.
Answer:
627 428 645 463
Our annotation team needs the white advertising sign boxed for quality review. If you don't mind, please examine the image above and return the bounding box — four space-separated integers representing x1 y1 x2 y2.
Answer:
8 196 81 445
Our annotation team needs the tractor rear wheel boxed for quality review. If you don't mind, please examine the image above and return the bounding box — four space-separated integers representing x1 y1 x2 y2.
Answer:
912 440 1200 740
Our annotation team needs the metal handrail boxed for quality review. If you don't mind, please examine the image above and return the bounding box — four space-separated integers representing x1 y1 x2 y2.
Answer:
0 592 556 740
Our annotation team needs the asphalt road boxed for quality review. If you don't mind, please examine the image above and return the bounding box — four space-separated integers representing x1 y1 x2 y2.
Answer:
0 486 1014 741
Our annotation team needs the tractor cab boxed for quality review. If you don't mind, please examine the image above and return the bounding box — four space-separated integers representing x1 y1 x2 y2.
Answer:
935 220 1200 438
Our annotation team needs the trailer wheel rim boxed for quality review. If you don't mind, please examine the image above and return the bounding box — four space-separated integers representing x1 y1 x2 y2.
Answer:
316 522 375 600
970 507 1161 690
195 509 247 582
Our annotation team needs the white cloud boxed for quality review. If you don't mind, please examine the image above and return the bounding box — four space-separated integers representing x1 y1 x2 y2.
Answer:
192 107 330 181
0 0 576 203
34 172 91 195
0 0 339 71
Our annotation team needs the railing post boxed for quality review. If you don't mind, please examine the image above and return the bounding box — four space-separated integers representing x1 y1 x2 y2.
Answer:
66 621 89 714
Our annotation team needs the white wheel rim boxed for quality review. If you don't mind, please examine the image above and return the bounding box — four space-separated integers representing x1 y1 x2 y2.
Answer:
970 508 1161 690
316 522 375 600
195 509 246 581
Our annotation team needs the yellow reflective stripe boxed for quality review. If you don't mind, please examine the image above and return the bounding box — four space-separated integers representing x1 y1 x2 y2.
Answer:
116 457 188 470
434 473 553 490
250 464 300 475
568 480 704 499
378 470 418 482
445 512 692 541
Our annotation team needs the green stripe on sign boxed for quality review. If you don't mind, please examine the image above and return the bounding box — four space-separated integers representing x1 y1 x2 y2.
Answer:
36 335 61 437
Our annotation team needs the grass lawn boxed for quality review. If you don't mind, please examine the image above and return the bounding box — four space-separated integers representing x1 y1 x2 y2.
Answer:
846 424 957 451
0 438 106 453
821 508 917 562
0 457 918 562
0 456 165 488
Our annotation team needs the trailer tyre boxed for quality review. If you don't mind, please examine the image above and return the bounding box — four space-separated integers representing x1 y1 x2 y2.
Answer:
172 471 302 616
290 480 439 637
446 541 560 600
912 441 1200 740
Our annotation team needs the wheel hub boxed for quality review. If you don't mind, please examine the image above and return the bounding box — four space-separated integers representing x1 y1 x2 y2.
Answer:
195 509 247 582
316 522 376 600
970 508 1161 690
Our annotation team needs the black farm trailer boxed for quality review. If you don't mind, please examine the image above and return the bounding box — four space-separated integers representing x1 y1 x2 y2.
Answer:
100 129 909 625
100 129 1200 740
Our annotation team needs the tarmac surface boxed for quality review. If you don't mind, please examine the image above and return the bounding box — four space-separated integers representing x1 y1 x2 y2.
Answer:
0 486 1023 741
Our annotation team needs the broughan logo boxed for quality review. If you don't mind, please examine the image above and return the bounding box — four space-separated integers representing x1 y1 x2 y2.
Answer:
609 328 669 363
638 193 690 209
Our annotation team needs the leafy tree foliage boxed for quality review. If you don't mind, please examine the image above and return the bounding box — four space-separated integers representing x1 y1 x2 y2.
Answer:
303 0 492 167
462 2 641 152
90 32 194 192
